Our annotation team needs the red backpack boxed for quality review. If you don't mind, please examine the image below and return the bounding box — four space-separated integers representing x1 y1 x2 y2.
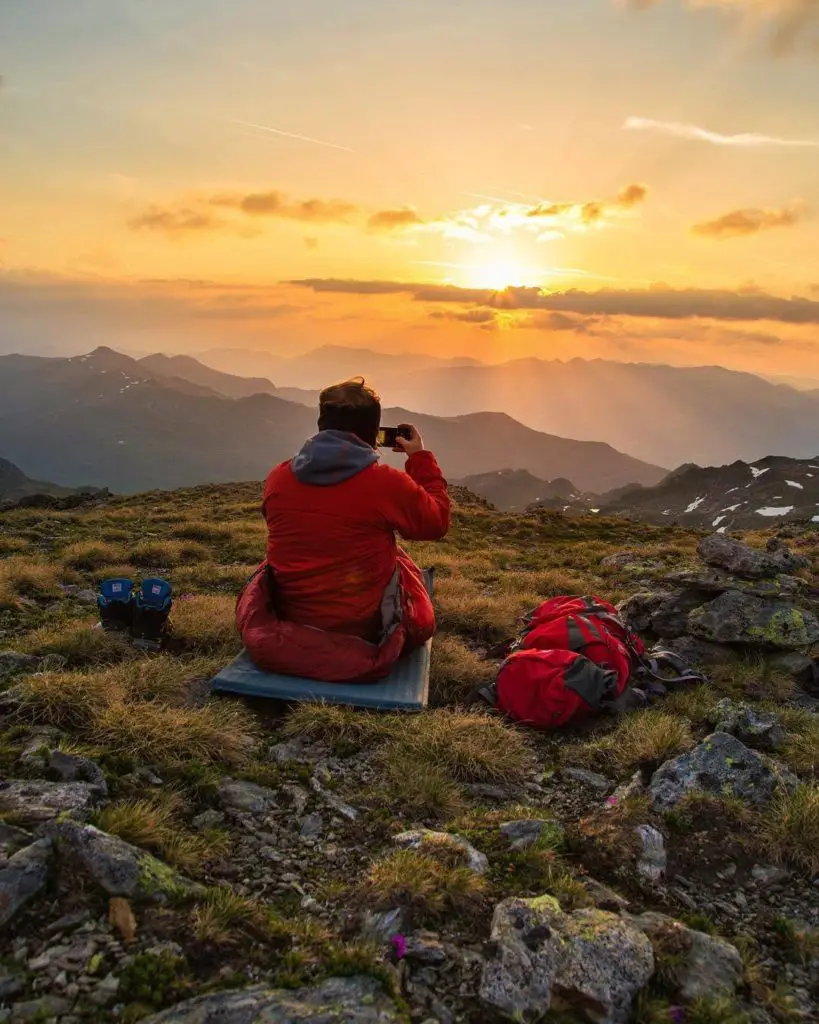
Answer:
481 596 642 731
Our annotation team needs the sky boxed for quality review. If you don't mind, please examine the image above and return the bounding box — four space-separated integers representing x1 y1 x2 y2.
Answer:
2 0 819 376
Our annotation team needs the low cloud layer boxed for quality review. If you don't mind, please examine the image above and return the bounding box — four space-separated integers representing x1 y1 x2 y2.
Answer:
623 116 819 148
211 190 357 222
128 206 224 235
692 204 805 238
367 207 425 231
291 278 819 324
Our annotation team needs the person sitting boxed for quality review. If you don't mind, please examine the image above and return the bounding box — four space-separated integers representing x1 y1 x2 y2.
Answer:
236 377 451 682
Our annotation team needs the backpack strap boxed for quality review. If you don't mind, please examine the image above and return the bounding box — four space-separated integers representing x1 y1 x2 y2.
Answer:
637 649 705 686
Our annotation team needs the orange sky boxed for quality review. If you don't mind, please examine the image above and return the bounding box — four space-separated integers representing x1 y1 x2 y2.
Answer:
2 0 819 377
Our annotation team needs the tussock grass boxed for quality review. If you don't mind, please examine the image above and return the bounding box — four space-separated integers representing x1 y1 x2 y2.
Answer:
130 540 210 568
285 703 395 748
90 563 139 584
361 848 486 922
92 698 257 767
759 784 819 875
0 537 30 554
778 707 819 776
169 522 234 544
61 541 126 571
173 562 258 594
17 618 135 668
0 556 63 607
709 659 796 703
170 595 239 653
434 574 535 641
429 635 495 705
574 710 695 774
94 655 223 705
572 793 653 863
94 794 228 874
14 670 114 729
379 759 466 820
662 684 720 725
192 887 270 944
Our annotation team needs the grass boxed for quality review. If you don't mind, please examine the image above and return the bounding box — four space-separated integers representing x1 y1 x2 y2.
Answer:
17 618 135 668
361 847 487 923
428 634 495 705
772 916 819 966
130 539 211 568
664 791 753 834
708 658 796 703
758 783 819 875
778 707 819 777
573 710 695 774
0 556 63 607
433 574 536 642
170 595 240 654
60 540 126 571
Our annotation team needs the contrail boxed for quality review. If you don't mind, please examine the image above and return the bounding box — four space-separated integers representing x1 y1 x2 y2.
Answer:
623 116 819 149
232 118 353 152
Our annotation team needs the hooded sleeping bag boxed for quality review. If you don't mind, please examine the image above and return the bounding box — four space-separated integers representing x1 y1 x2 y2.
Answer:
237 429 450 682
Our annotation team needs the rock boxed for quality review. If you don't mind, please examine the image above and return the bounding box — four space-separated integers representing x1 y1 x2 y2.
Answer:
72 589 98 605
627 912 743 1002
660 636 735 668
48 750 108 795
0 652 38 678
191 809 225 831
218 779 278 815
649 732 791 810
404 932 447 965
582 878 630 912
714 699 786 751
662 568 807 600
282 784 309 816
464 783 511 803
563 768 613 792
359 908 407 943
0 779 100 826
299 813 323 839
689 591 819 651
480 896 653 1022
267 739 306 764
139 976 404 1023
617 592 669 634
499 819 549 851
635 825 666 882
9 995 73 1021
394 830 488 875
52 821 202 901
0 838 52 928
751 864 791 887
88 973 119 1006
770 651 815 678
0 967 25 1000
601 553 660 574
309 776 358 821
608 771 645 806
698 533 806 579
650 590 714 640
44 910 90 936
0 823 34 855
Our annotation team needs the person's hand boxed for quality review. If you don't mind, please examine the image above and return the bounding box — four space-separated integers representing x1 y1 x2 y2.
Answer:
394 423 424 457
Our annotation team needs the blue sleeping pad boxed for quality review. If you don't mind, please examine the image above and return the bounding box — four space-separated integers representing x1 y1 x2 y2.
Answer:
211 570 434 711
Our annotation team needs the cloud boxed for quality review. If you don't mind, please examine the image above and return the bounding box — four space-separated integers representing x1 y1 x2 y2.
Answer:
128 205 224 235
290 278 819 324
623 116 819 148
303 237 319 250
429 307 499 326
211 190 357 222
527 182 648 226
692 204 805 238
367 207 425 232
628 0 819 54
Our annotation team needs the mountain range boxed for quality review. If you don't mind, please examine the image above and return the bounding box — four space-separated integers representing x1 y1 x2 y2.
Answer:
0 347 662 494
455 470 592 512
194 346 819 470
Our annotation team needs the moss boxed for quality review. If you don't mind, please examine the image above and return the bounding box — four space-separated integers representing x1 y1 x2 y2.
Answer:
118 952 191 1013
137 851 194 900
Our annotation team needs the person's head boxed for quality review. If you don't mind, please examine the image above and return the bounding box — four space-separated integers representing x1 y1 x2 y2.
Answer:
317 377 382 448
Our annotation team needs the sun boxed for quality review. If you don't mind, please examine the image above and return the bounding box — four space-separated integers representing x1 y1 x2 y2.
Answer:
460 250 540 290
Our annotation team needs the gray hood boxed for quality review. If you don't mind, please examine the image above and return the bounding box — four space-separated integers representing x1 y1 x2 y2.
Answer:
291 429 378 486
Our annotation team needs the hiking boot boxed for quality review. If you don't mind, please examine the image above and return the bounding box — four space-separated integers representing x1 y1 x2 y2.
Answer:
131 578 173 651
97 579 135 633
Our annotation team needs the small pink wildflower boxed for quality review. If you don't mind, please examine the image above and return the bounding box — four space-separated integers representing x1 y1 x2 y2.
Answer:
606 796 619 807
390 934 407 960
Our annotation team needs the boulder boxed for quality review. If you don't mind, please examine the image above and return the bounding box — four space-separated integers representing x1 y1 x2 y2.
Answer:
660 636 734 668
0 823 33 856
0 652 38 678
661 568 806 599
139 976 404 1023
627 912 743 1002
617 592 669 634
650 590 714 640
563 768 614 792
698 534 807 579
0 779 100 826
714 699 786 751
582 878 630 912
218 779 278 815
0 838 52 928
480 896 653 1023
649 732 791 810
393 830 488 875
52 821 202 901
688 590 819 651
48 750 108 795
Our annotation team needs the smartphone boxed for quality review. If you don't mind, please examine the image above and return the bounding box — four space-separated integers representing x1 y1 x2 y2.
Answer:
377 426 411 448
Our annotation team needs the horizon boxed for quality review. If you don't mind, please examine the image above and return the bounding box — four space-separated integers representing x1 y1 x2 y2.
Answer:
3 0 819 380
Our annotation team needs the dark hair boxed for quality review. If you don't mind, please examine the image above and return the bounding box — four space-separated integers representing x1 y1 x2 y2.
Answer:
317 376 382 448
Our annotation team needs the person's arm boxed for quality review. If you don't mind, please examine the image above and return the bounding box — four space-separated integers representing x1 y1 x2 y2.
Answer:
381 425 451 540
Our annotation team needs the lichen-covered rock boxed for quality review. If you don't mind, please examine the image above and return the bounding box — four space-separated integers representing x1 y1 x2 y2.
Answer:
218 778 278 815
662 568 806 599
0 838 52 928
500 819 550 851
698 533 807 579
52 821 202 901
480 896 654 1022
140 976 404 1023
627 912 743 1001
661 636 735 668
714 698 786 751
0 779 101 825
688 590 819 650
617 592 670 634
393 829 488 875
649 732 791 810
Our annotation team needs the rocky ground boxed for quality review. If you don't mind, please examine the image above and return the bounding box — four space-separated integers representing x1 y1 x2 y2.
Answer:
0 485 818 1023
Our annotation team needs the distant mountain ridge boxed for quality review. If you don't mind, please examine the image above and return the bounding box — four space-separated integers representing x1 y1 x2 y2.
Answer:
0 457 103 504
456 469 591 512
0 347 664 494
602 456 819 529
